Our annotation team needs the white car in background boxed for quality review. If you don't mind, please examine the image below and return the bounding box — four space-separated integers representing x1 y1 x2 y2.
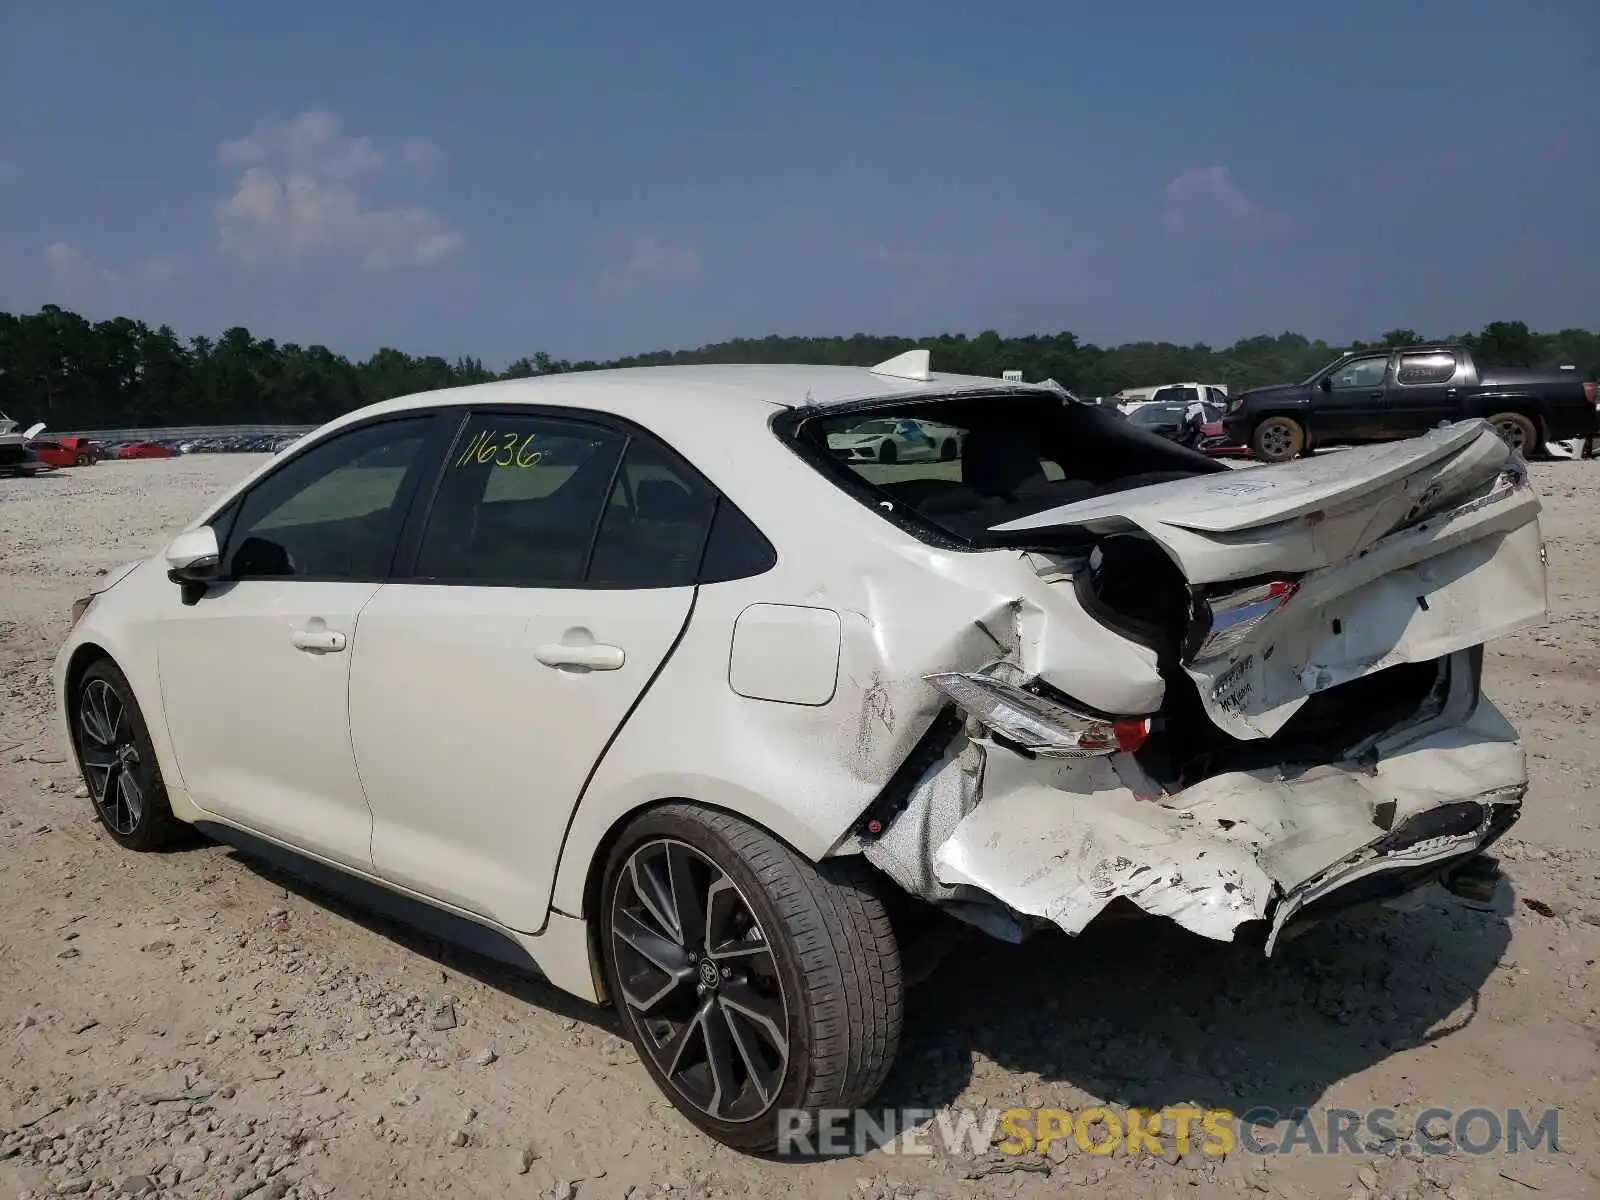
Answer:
56 351 1544 1150
826 416 962 463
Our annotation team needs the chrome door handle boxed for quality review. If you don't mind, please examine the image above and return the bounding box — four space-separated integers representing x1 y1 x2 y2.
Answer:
291 629 347 653
535 643 624 671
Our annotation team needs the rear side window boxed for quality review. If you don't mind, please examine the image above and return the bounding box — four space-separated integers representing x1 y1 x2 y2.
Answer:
588 436 717 587
411 412 762 589
415 414 626 585
1153 386 1200 406
1396 351 1458 385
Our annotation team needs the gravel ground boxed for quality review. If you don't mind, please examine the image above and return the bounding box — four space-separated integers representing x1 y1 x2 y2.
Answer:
1 454 1598 1200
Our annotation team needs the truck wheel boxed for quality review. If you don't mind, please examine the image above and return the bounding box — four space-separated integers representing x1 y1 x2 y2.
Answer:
1487 412 1538 455
1251 416 1305 463
600 804 903 1151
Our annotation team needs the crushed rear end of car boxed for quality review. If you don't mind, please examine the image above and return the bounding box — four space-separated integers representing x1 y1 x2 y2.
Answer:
788 400 1545 953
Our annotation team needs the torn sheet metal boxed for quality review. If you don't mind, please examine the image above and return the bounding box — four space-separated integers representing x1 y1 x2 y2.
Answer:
919 686 1527 951
825 558 1167 799
1183 481 1546 740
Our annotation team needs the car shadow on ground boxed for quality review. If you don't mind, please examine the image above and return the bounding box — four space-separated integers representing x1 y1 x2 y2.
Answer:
874 884 1515 1132
201 824 1513 1149
205 828 621 1031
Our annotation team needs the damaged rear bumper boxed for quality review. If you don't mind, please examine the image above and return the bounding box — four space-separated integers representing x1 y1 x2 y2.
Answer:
862 670 1525 954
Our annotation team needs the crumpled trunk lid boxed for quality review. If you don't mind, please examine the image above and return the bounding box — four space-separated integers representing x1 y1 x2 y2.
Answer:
992 421 1546 739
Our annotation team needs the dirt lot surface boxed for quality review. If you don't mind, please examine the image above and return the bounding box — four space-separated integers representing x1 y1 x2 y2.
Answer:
2 454 1598 1200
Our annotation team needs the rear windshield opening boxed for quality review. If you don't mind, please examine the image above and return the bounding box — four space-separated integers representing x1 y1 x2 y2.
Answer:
783 392 1224 547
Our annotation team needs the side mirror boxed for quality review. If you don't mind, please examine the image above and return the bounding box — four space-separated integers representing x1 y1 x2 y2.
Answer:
1318 377 1333 393
165 526 221 585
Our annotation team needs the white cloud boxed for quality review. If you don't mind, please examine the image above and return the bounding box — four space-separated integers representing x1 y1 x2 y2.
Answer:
219 111 383 180
215 112 462 272
1162 166 1283 234
595 236 700 300
399 137 445 174
44 242 182 310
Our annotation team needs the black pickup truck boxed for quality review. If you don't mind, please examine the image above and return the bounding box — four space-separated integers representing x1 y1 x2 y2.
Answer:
1221 344 1599 463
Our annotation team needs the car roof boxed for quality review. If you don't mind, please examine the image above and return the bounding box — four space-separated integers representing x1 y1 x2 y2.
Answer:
345 364 1052 425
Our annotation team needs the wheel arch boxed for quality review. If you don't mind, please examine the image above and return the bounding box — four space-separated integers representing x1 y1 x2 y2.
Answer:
62 641 114 725
1469 396 1548 440
569 793 840 927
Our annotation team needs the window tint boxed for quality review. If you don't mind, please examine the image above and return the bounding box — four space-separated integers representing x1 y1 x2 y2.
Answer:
1130 404 1186 426
698 498 777 583
414 415 625 584
588 436 717 587
1331 356 1390 389
1396 351 1457 386
225 418 430 579
1163 386 1201 405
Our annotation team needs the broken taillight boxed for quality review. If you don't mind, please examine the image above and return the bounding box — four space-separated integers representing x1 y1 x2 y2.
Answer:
1189 579 1300 665
924 671 1152 758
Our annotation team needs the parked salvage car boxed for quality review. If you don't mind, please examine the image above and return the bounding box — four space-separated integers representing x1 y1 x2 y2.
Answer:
0 416 51 476
56 352 1544 1150
115 441 178 459
1223 344 1600 463
31 436 103 468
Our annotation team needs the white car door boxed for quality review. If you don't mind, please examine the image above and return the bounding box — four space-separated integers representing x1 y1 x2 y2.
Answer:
155 415 442 870
349 412 709 934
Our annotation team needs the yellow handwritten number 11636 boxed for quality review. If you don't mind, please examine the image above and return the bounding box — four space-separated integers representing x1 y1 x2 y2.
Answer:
455 428 544 469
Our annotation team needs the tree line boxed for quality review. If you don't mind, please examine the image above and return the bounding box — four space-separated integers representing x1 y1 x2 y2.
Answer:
2 305 1596 431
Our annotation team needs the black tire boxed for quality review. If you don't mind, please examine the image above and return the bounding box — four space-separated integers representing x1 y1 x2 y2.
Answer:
71 658 181 851
1487 411 1539 455
600 804 903 1151
1251 415 1305 463
74 453 90 466
877 441 898 465
939 439 957 462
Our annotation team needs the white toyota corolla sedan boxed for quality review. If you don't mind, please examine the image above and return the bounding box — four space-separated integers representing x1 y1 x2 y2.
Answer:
55 351 1545 1149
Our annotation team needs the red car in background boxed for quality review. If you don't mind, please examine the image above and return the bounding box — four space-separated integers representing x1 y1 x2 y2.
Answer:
115 441 177 460
1196 417 1254 459
30 436 104 468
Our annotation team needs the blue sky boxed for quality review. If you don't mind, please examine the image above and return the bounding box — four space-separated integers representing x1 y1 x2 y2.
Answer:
1 0 1595 366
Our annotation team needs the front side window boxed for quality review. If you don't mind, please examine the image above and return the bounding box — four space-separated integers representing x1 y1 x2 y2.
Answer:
1331 356 1390 389
225 417 431 579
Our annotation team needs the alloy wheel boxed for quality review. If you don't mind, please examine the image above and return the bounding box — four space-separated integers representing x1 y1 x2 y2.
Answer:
77 678 145 837
1492 417 1528 452
609 838 789 1123
1259 422 1295 459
